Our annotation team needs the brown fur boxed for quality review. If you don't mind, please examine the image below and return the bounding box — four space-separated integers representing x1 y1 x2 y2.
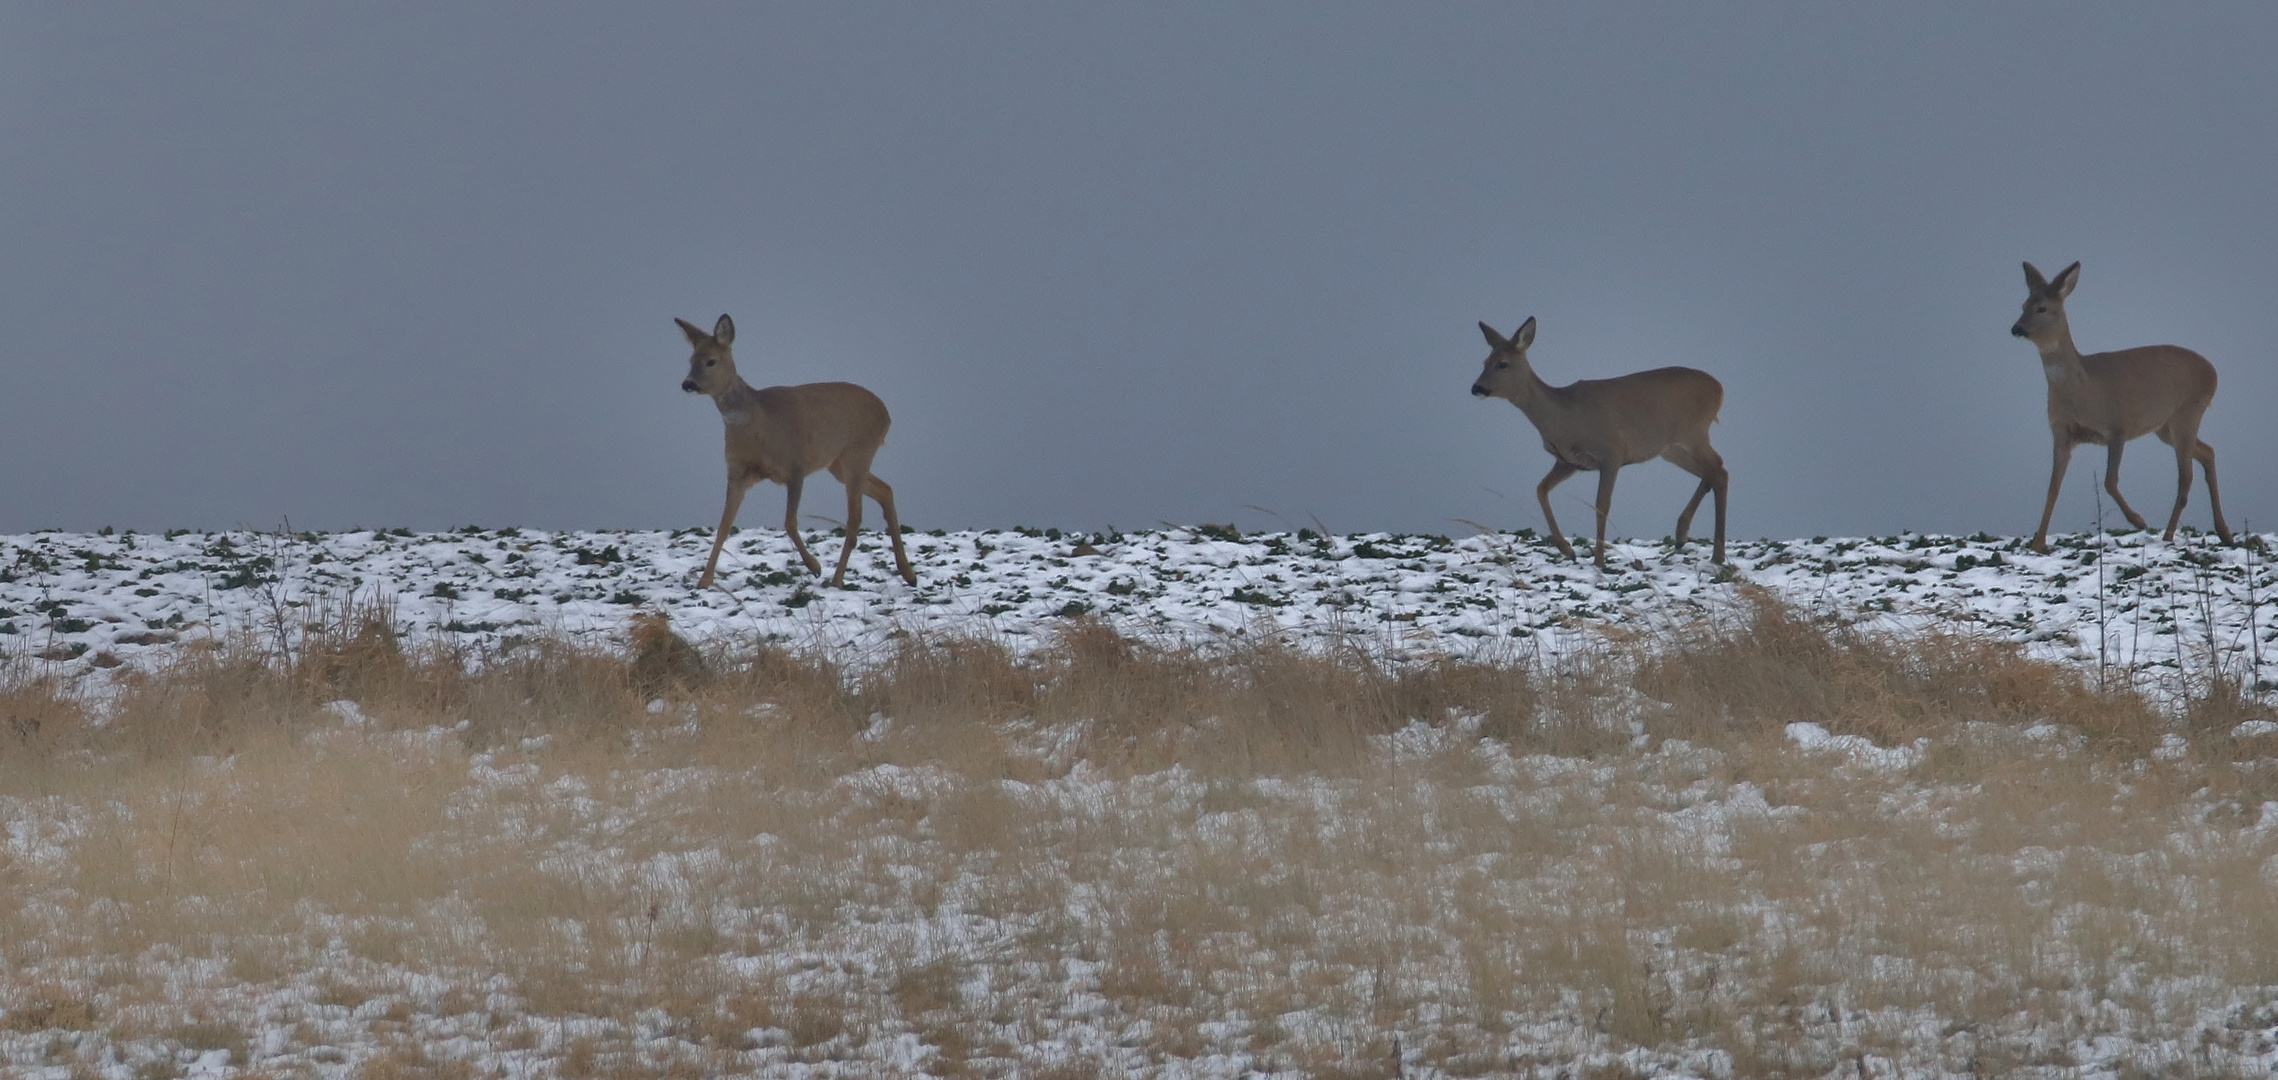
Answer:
2010 262 2232 551
1470 317 1729 566
677 314 917 588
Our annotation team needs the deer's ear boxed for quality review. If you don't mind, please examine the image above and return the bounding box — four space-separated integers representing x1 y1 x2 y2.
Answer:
712 314 736 344
675 318 709 346
1478 321 1508 350
2050 262 2080 299
2022 262 2048 292
1514 316 1536 348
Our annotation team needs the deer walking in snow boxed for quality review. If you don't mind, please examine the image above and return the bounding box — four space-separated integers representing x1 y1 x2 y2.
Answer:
2009 261 2232 552
677 314 917 589
1469 317 1729 567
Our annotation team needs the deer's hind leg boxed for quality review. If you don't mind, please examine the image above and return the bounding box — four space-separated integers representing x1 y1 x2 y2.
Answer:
1592 466 1621 569
2157 414 2232 544
2104 438 2149 531
2194 439 2233 544
861 473 918 584
826 451 915 587
824 461 869 588
1663 443 1730 564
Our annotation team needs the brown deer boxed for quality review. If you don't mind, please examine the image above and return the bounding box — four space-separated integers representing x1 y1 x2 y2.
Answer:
677 314 917 589
1470 317 1729 567
2010 261 2233 552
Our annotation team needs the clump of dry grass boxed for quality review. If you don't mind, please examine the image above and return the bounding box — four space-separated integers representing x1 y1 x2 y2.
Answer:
1635 586 2168 750
6 589 2200 780
1 592 2271 1077
834 618 1579 778
628 610 709 696
0 988 97 1033
0 664 94 789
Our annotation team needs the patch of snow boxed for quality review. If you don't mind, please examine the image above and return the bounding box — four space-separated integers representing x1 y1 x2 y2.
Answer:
1785 721 1925 771
4 528 2271 709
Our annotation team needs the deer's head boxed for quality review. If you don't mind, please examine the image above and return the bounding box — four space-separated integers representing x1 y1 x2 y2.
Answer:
2011 261 2079 343
676 314 739 396
1470 317 1538 401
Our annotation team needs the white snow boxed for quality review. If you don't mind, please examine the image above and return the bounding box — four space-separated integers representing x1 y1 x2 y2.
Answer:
4 526 2273 702
1783 721 1926 771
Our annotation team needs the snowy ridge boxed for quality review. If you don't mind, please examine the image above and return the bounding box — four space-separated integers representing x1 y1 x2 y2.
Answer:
3 526 2273 693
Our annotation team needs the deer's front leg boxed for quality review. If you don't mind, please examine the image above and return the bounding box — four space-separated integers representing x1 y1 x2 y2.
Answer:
699 479 752 590
783 475 822 576
1536 462 1580 561
2032 435 2075 553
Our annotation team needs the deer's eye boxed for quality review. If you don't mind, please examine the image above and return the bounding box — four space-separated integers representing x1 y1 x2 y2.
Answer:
1496 361 1510 370
705 359 717 367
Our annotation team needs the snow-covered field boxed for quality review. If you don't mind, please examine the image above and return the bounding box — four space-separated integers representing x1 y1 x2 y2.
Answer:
5 527 2278 1079
5 526 2275 697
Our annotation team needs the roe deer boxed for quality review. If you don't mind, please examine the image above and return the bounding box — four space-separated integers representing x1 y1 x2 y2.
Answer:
1470 317 1729 567
2010 261 2232 552
677 314 917 589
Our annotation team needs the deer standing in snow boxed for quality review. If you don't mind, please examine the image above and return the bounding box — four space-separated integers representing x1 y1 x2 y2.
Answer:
2009 261 2232 552
1469 317 1729 567
677 314 917 589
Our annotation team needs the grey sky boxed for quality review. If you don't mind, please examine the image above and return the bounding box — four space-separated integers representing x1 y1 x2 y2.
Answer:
4 4 2272 541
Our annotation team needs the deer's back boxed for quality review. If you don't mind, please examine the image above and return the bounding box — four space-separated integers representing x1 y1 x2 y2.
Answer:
727 382 893 479
2068 346 2216 436
1570 365 1722 429
1521 366 1722 468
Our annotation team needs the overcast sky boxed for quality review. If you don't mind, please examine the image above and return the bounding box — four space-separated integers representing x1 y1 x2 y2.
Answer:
4 4 2272 542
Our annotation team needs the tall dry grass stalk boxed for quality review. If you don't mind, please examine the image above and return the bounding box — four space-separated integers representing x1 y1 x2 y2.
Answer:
1 594 2273 1077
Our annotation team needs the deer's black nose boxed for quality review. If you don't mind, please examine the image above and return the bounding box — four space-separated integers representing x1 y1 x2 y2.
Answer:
2009 326 2028 338
681 379 700 393
1471 384 1490 397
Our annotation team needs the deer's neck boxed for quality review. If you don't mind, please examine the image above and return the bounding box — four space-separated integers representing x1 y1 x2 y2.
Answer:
1503 367 1569 423
711 379 762 426
2034 321 2087 381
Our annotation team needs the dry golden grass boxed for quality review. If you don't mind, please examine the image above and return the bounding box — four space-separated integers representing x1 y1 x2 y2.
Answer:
1633 586 2170 750
1 594 2274 1077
